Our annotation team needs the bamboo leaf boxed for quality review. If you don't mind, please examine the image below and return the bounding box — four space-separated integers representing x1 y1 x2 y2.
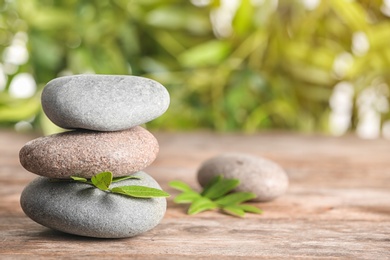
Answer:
170 177 262 217
111 185 170 198
112 175 141 183
330 0 368 31
215 192 257 206
200 175 223 196
202 178 240 200
232 0 254 36
222 205 245 218
169 180 195 192
188 197 217 215
178 40 231 68
70 176 88 182
174 191 202 204
237 204 263 214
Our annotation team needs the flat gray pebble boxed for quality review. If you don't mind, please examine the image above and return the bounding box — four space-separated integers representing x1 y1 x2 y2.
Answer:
19 126 158 179
41 74 170 131
197 153 288 202
20 171 167 238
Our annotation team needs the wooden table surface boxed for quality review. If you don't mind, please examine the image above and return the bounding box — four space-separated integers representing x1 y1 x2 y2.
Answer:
0 130 389 259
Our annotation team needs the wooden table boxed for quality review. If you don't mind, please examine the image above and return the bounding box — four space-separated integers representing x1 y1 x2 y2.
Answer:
1 130 389 259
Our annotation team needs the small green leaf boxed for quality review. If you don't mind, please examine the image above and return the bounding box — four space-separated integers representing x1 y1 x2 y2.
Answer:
169 180 195 192
188 197 217 215
70 176 88 182
91 171 112 191
202 178 240 200
222 205 246 217
215 192 257 206
111 185 170 198
174 191 201 204
237 204 263 214
112 175 141 183
200 175 223 196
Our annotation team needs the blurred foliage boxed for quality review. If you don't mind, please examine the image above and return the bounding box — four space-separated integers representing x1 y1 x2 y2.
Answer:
1 0 390 134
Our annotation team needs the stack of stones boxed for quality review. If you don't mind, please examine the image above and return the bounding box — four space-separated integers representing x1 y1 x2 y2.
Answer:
19 74 170 238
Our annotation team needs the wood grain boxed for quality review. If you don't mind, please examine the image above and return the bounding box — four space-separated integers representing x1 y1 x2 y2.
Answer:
1 130 389 259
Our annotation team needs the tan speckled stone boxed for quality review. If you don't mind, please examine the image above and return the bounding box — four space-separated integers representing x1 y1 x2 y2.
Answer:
197 153 288 202
19 126 159 178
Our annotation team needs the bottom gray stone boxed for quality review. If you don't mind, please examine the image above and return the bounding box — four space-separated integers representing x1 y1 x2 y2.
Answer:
20 171 166 238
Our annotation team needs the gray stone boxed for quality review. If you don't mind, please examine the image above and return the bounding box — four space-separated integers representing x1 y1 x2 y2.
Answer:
19 126 158 179
197 153 288 202
41 74 170 131
20 171 167 238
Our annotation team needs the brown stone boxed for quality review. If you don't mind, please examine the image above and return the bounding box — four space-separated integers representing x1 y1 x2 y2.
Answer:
19 126 158 178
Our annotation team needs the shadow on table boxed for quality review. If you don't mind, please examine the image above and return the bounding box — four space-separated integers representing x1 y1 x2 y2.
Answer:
36 228 135 242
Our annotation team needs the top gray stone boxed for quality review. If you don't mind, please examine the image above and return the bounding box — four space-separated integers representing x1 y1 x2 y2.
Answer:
197 153 289 202
41 74 170 131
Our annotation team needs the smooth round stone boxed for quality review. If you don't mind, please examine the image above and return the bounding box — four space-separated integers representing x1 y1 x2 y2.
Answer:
19 126 158 179
197 153 288 202
41 74 170 131
20 172 166 238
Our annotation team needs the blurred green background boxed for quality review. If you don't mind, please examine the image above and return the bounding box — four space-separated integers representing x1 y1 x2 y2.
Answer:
1 0 390 138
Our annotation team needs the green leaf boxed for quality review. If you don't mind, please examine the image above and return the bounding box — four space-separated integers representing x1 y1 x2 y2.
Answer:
232 0 255 36
215 192 257 206
111 185 170 198
200 175 223 196
170 177 263 217
202 178 240 200
222 205 246 218
330 0 368 31
174 191 201 204
178 40 231 68
169 180 195 192
0 97 41 122
91 171 112 191
237 204 263 214
188 197 217 215
70 176 88 182
112 175 141 183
